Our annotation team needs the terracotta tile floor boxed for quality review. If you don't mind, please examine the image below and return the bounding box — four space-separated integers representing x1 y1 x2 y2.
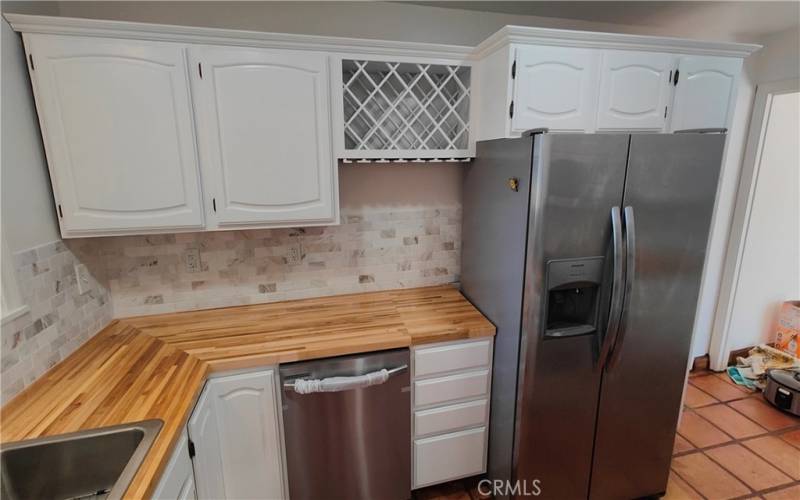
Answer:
668 372 800 499
416 371 800 500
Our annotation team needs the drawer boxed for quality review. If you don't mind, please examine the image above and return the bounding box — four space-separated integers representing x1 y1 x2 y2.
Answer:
414 370 490 408
414 339 492 378
414 399 488 437
414 427 486 488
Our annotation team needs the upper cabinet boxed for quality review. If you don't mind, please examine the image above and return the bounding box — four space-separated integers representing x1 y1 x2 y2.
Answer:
511 46 600 133
472 27 757 140
189 47 336 227
596 51 676 131
24 35 205 237
668 55 743 132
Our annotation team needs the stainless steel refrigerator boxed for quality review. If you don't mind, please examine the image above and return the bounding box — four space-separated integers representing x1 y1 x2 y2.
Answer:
461 131 725 499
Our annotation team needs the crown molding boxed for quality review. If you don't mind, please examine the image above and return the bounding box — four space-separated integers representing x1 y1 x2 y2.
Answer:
471 25 761 59
3 13 474 62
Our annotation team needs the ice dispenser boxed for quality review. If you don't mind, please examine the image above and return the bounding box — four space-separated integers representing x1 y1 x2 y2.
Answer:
544 257 604 338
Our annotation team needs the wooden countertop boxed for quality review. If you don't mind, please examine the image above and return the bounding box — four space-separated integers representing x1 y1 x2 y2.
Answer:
0 285 494 498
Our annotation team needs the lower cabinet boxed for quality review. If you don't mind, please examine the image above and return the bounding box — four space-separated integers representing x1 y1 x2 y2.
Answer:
188 368 288 500
153 431 197 500
411 338 493 489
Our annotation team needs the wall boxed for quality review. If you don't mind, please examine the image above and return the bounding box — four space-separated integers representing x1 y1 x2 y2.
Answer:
1 17 60 251
724 91 799 352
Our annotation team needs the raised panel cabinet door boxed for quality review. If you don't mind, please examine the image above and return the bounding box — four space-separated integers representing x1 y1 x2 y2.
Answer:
189 47 336 227
670 55 743 131
512 45 600 132
24 34 204 236
152 431 197 500
207 369 286 500
187 385 226 500
596 51 676 130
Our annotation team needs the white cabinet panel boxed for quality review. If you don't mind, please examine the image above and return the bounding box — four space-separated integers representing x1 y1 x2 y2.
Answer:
413 427 487 488
414 369 490 408
670 56 742 131
414 339 492 378
512 46 600 132
597 51 675 130
190 47 336 227
414 399 488 437
153 431 196 500
25 35 204 236
187 386 225 500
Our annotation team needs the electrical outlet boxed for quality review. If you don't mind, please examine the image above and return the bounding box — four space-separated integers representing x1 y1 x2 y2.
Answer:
74 263 90 295
185 248 202 273
286 243 303 265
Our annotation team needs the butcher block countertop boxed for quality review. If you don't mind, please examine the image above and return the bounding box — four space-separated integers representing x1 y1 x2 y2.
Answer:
0 285 494 498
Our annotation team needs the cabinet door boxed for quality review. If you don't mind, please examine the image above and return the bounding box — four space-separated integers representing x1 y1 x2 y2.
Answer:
210 370 286 499
512 46 600 132
153 431 197 500
670 56 742 131
25 35 204 236
596 51 675 130
190 47 336 227
187 385 225 499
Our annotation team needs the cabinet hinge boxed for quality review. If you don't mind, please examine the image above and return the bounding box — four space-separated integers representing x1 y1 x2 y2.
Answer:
673 69 680 86
198 62 203 79
28 54 34 71
664 106 668 118
57 204 63 218
212 198 217 212
511 60 516 79
509 101 514 119
188 439 196 458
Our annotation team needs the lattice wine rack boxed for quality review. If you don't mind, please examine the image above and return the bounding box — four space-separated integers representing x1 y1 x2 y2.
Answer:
340 59 472 161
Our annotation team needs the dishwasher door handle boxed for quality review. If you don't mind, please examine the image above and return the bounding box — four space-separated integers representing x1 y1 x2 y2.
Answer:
283 364 408 394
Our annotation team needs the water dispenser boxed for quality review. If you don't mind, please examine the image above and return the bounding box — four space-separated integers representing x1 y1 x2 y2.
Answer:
543 257 604 338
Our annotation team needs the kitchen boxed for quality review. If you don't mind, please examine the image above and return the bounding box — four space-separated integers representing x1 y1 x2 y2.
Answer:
1 2 799 500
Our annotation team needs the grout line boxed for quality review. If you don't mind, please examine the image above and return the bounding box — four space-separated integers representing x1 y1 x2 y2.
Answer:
669 466 709 500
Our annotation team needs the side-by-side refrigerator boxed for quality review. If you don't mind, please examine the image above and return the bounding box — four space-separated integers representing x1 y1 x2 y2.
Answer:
461 132 725 499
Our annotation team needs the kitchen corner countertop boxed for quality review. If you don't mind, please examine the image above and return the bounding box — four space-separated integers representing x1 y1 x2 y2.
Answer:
0 285 495 498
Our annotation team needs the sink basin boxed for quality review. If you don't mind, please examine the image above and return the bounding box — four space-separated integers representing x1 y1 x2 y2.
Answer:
0 419 162 500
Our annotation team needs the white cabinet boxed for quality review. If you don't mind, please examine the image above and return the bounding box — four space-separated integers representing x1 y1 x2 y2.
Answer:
596 51 676 131
411 338 493 489
511 46 600 132
24 35 205 237
188 369 287 500
190 46 337 228
669 55 743 132
153 431 197 500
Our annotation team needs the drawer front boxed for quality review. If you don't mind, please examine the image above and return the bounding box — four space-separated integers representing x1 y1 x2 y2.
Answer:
414 370 490 408
414 399 488 437
414 340 492 378
414 427 487 488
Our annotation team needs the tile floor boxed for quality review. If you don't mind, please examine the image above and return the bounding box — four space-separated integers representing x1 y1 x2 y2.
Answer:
416 371 800 500
667 372 800 500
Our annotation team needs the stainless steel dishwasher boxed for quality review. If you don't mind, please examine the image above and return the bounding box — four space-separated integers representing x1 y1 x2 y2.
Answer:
280 348 410 500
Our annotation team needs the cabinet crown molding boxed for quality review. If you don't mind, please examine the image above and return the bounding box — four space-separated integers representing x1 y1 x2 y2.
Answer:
3 13 474 62
472 25 761 59
6 14 761 63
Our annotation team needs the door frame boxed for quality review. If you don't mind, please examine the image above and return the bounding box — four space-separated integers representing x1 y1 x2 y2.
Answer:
708 78 800 370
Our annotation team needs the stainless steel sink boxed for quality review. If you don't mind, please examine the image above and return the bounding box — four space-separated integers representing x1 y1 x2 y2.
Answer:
0 419 162 500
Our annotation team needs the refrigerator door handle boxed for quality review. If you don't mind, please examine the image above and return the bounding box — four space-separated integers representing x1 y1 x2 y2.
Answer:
598 206 625 370
607 206 636 370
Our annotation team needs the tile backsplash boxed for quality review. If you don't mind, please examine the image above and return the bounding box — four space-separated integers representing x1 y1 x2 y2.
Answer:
100 205 462 317
1 240 112 403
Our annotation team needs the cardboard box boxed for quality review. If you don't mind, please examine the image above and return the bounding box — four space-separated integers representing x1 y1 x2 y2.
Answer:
774 301 800 358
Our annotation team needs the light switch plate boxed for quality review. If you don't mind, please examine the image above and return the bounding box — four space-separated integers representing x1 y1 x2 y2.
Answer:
74 263 90 295
185 248 201 273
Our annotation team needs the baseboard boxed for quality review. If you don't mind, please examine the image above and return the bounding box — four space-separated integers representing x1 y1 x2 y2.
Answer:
691 354 710 372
